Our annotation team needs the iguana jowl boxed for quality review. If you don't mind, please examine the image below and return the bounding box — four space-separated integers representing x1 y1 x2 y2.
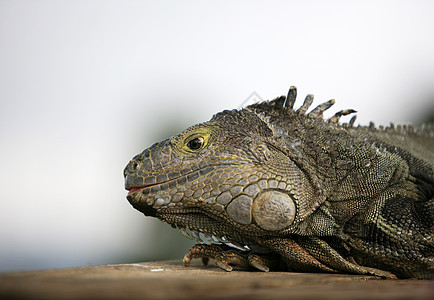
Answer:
124 87 433 279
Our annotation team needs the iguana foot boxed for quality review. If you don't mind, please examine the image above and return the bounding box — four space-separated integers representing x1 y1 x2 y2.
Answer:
183 244 272 272
361 266 397 279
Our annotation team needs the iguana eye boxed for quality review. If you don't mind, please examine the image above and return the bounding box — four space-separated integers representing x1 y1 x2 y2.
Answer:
175 129 213 156
187 137 204 150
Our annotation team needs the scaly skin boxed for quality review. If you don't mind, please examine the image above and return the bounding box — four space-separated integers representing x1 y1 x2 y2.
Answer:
124 87 433 279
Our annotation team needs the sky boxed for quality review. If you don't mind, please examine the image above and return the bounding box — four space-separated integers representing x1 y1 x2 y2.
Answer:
0 0 433 271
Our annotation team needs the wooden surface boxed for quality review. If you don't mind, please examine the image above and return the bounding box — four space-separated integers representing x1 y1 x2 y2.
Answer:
0 260 432 299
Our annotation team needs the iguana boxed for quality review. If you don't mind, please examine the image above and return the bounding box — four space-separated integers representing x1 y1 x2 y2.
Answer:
124 87 433 279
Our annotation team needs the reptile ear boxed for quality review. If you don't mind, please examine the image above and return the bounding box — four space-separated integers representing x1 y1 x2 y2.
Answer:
252 190 296 231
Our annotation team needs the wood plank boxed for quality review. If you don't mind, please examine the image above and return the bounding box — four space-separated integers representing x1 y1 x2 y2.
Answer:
0 260 432 299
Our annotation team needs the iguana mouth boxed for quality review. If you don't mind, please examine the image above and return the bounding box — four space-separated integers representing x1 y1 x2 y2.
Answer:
127 183 159 195
126 168 211 196
126 176 178 195
125 162 250 196
127 187 143 195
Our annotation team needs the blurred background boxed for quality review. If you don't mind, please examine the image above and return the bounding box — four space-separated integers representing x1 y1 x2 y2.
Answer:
0 0 433 272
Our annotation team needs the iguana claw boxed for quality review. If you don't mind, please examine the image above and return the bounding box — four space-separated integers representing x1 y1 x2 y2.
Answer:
248 254 270 272
183 244 272 272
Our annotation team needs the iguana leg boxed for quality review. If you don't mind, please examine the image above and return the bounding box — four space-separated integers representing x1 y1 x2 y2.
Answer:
258 237 337 273
297 236 397 279
183 244 275 272
183 244 248 271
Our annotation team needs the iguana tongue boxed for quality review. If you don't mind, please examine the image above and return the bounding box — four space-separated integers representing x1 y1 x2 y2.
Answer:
127 181 165 195
127 187 142 195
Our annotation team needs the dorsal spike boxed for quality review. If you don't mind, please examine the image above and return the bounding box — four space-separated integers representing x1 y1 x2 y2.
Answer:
328 109 357 123
328 115 339 123
408 124 414 133
274 96 286 108
284 86 297 108
349 115 357 127
296 94 314 115
271 95 286 108
308 99 335 118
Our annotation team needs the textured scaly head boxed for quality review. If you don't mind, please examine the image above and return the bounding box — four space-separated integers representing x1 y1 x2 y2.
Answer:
124 87 354 249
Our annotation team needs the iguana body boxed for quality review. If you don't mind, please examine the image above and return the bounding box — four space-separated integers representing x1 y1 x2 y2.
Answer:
124 87 433 279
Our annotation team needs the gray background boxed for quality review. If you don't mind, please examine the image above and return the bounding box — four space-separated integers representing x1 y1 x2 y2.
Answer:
1 0 433 272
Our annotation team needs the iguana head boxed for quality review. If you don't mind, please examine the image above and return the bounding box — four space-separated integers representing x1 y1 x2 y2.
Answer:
124 87 352 248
